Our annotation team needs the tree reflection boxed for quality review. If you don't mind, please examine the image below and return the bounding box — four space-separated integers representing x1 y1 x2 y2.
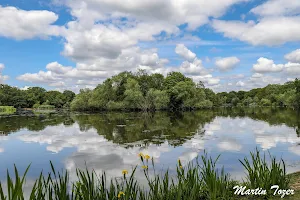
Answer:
0 114 75 135
1 108 300 145
73 111 215 146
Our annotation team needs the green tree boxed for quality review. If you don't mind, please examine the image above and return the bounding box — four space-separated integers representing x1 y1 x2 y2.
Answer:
149 73 165 90
124 78 144 110
25 87 46 107
111 71 134 101
295 78 300 108
63 90 75 103
45 91 66 108
70 89 92 111
164 72 189 90
149 89 169 110
243 97 253 107
88 81 114 110
260 98 271 106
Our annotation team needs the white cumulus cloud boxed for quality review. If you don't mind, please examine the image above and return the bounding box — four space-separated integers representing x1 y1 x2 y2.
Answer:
175 44 196 62
215 56 240 71
285 49 300 63
212 17 300 46
252 57 283 73
0 6 61 40
236 81 245 87
250 0 300 17
284 62 300 75
179 58 208 75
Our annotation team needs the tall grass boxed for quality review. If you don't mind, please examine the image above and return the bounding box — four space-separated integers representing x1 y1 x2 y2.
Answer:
239 148 289 197
199 152 237 200
0 150 291 200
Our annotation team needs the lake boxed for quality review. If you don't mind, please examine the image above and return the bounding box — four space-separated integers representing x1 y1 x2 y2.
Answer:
1 108 300 187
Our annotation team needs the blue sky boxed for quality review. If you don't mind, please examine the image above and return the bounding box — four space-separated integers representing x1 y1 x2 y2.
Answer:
0 0 300 92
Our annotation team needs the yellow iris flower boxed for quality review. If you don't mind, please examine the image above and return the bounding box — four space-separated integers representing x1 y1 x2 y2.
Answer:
138 153 144 157
144 154 151 160
118 191 125 198
142 165 148 169
122 170 128 175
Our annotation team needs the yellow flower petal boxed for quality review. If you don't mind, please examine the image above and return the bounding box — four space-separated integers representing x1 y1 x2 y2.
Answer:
144 154 151 160
142 165 148 169
118 191 125 198
138 153 144 157
122 170 128 175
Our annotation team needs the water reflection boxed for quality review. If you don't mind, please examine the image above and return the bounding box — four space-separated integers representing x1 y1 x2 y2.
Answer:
1 108 300 184
73 111 213 147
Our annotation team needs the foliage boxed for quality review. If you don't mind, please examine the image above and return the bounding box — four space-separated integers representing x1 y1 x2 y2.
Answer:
145 89 169 110
0 106 16 115
70 71 300 111
71 71 208 111
196 100 213 109
2 71 300 111
0 84 75 109
239 148 289 198
0 151 291 200
33 103 41 109
199 152 235 200
70 89 92 111
36 105 56 110
124 78 144 110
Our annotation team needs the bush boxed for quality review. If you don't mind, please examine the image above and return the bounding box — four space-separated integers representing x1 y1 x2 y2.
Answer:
32 103 40 109
106 101 125 111
0 106 16 115
260 98 271 106
195 100 213 109
36 105 55 110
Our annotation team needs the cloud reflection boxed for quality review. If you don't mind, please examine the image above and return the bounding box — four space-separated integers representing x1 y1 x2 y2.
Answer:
18 124 173 182
12 113 300 183
217 138 242 151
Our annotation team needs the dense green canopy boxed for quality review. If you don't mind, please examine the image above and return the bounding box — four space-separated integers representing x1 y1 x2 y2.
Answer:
1 71 300 111
0 84 75 109
70 71 300 111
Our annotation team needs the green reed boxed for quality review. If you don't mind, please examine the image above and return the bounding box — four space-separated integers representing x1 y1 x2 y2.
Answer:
198 152 237 200
0 150 291 200
239 148 289 198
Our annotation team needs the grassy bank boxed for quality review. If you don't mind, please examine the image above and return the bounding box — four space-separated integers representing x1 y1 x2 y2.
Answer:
0 106 16 115
0 149 297 200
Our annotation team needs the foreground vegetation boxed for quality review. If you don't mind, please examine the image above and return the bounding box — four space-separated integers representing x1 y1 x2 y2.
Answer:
1 71 300 111
0 149 295 200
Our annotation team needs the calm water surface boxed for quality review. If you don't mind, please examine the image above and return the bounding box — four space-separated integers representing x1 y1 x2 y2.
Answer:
1 108 300 186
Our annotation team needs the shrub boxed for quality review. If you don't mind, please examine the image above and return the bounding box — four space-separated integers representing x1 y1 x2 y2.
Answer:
33 103 40 109
196 100 213 109
260 98 271 106
106 101 125 111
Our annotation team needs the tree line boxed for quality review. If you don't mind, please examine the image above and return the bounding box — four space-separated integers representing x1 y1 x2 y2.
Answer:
1 70 300 111
70 70 300 111
0 84 75 109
